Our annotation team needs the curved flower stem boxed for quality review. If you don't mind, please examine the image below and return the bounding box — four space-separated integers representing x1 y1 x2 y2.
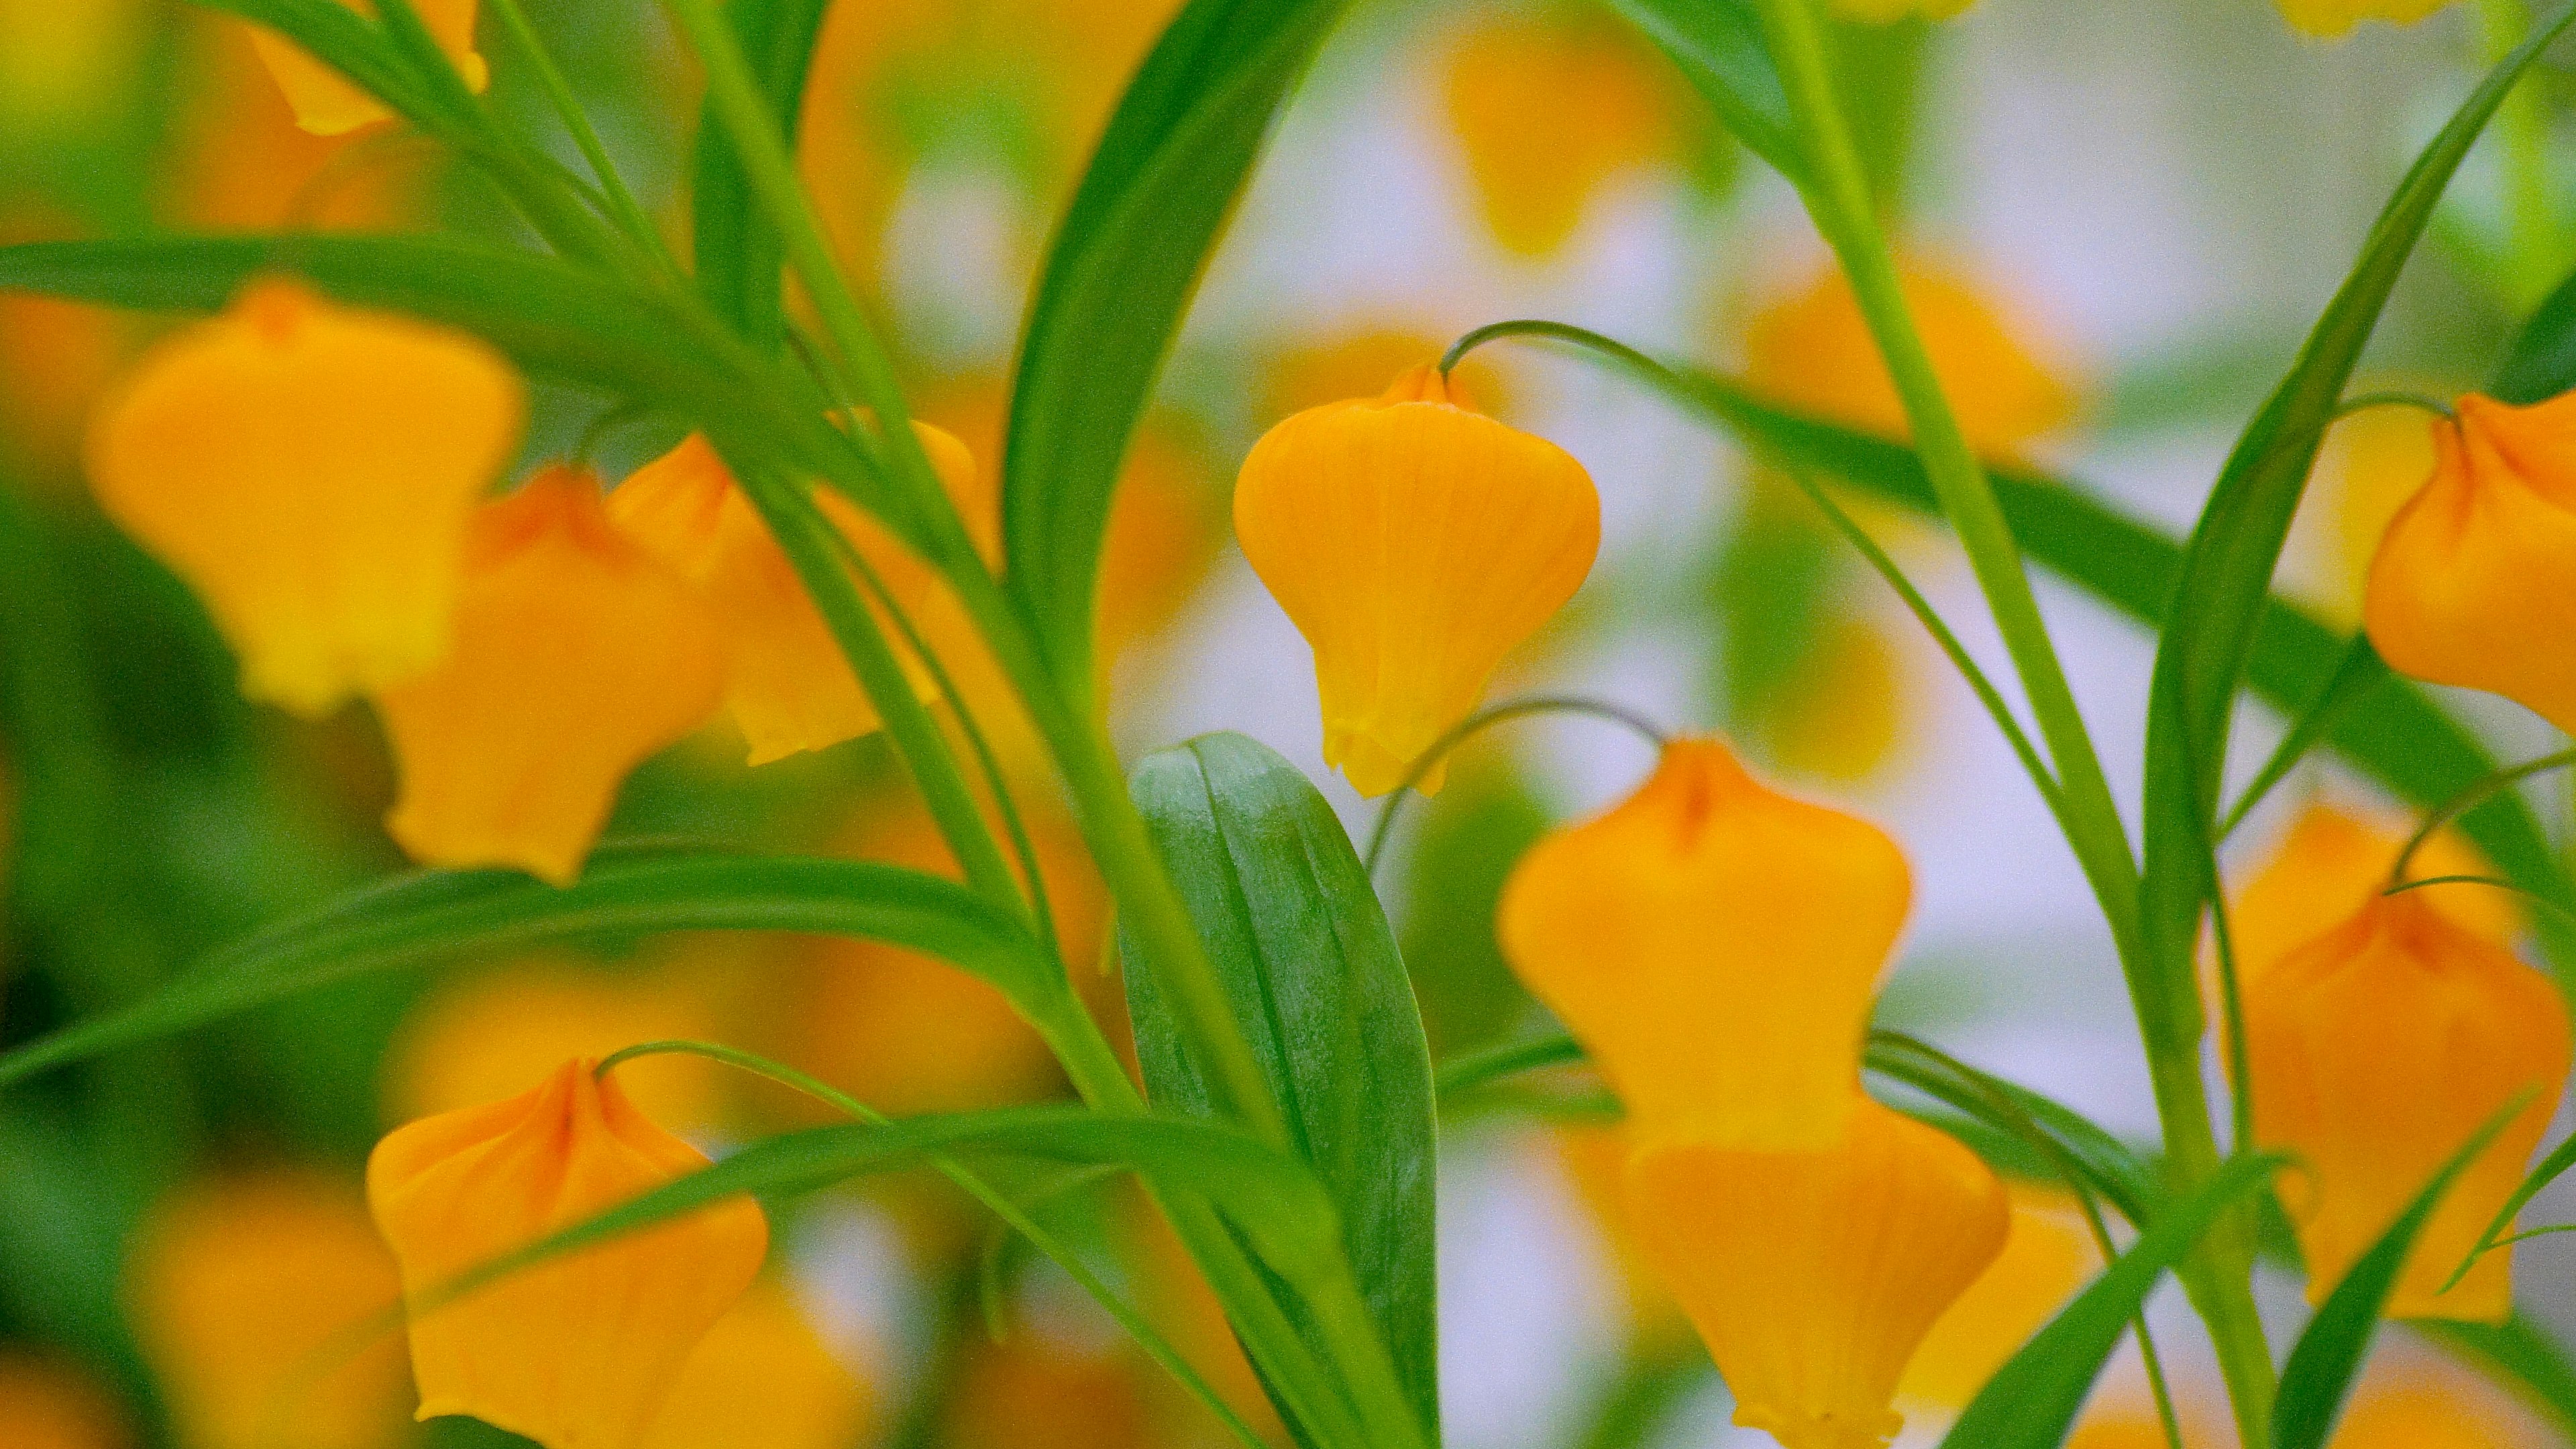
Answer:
2395 749 2576 887
2332 390 2457 424
1360 694 1668 877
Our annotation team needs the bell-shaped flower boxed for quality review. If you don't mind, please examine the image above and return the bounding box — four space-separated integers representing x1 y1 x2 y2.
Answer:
1625 1099 2008 1449
2275 0 2457 37
2225 801 2514 991
1896 1184 2098 1411
1497 737 1910 1149
1235 364 1599 796
2365 393 2576 735
641 1284 872 1449
85 278 522 716
374 468 724 885
1439 17 1672 258
248 0 488 136
610 426 980 766
368 1059 768 1449
2246 889 2571 1320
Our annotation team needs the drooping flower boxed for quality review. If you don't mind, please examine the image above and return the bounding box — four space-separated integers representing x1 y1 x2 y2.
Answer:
1896 1184 2098 1411
85 278 523 716
2364 393 2576 736
1624 1099 2008 1449
375 468 724 885
368 1059 768 1449
1551 1126 1690 1346
1497 737 1910 1149
246 0 487 136
641 1285 873 1449
1439 17 1672 258
2224 800 2514 991
609 425 979 766
2245 889 2571 1320
1235 364 1599 796
2275 0 2459 38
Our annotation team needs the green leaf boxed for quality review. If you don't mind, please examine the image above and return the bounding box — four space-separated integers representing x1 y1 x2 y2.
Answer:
0 846 1051 1091
1608 0 1805 186
692 0 833 349
2273 1102 2526 1449
2491 258 2576 405
2421 1315 2576 1442
190 0 441 129
2220 636 2393 837
1937 1152 2284 1449
1866 1030 2161 1228
1126 732 1440 1440
1003 0 1352 694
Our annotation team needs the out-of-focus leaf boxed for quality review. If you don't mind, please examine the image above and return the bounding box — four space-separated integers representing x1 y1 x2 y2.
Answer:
189 0 439 127
1831 15 1927 207
693 0 834 349
1004 0 1353 696
1937 1153 2284 1449
2421 1316 2576 1441
2491 258 2576 405
1128 733 1440 1439
0 847 1052 1091
1609 0 1802 186
1396 761 1547 1057
0 1112 151 1397
1706 480 1838 739
2220 636 2393 835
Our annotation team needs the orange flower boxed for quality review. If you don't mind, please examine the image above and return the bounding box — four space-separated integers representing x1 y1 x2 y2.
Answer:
1497 737 1910 1149
2365 393 2576 735
1625 1099 2008 1449
125 1171 410 1449
1550 1126 1688 1345
247 0 486 136
2276 0 2459 37
608 425 978 765
2286 399 2440 629
375 468 724 885
1742 260 2076 461
1896 1184 2098 1411
940 1333 1146 1449
381 955 724 1132
0 1351 135 1449
2246 890 2570 1320
640 1284 872 1449
2224 801 2513 993
368 1059 768 1449
1235 364 1599 796
1439 17 1672 258
167 15 415 231
85 278 523 716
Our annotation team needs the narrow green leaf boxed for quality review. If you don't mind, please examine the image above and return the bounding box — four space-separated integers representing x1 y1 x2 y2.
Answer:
2420 1315 2576 1442
0 846 1051 1091
2221 636 2392 837
190 0 440 129
1937 1153 2284 1449
692 0 834 348
1004 0 1352 693
2273 1102 2526 1449
1607 0 1804 186
1127 732 1440 1440
1866 1031 2161 1228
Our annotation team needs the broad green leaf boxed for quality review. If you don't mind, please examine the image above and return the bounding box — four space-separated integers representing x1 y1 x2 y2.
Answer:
2273 1104 2524 1449
1937 1153 2284 1449
0 847 1051 1091
1608 0 1803 186
2421 1316 2576 1441
1127 732 1440 1439
1003 0 1353 695
693 0 834 349
2138 9 2576 1038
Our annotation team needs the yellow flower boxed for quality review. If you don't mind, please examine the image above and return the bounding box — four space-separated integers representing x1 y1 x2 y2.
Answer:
368 1058 769 1449
85 278 523 716
640 1284 872 1449
1235 364 1599 796
2332 1359 2554 1446
1439 17 1672 258
2275 0 2459 38
375 467 725 885
246 0 487 136
381 955 723 1133
609 425 980 765
2365 394 2576 735
125 1171 410 1449
0 1350 136 1449
2286 399 2440 629
1896 1184 2098 1411
1742 260 2076 461
1624 1099 2008 1449
1550 1126 1690 1346
2246 890 2570 1320
1497 737 1910 1149
2224 801 2514 993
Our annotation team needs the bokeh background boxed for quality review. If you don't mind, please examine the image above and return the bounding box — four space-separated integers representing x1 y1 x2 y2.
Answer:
3 1 2575 1446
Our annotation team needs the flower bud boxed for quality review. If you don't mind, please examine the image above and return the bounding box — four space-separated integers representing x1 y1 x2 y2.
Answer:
1624 1100 2008 1449
2246 889 2571 1320
368 1059 768 1449
375 468 725 885
248 0 488 136
85 278 523 716
1497 737 1909 1149
2365 394 2576 735
1234 364 1599 796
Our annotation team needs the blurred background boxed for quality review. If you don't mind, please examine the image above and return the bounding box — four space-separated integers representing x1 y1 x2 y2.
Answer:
2 1 2575 1446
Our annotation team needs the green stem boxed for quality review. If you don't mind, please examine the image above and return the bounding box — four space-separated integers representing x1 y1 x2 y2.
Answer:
1360 693 1668 875
483 0 682 284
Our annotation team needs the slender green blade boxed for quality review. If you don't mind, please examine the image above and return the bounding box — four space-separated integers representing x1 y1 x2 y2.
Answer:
1937 1153 2284 1448
692 0 833 349
0 847 1048 1090
1127 733 1440 1438
1002 0 1352 693
192 0 441 128
1608 0 1805 186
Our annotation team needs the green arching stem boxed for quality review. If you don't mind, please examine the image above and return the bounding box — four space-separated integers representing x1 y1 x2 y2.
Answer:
1360 694 1669 876
2384 873 2576 932
2332 390 2457 425
2395 749 2576 888
482 0 684 286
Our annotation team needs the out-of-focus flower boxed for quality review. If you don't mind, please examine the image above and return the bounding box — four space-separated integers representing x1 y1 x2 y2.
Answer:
939 1332 1147 1449
2365 394 2576 737
247 0 486 136
1831 0 1976 21
1625 1099 2008 1449
380 955 722 1133
1236 364 1599 796
1741 260 2077 461
368 1059 767 1449
2245 890 2570 1320
125 1171 411 1449
639 1284 872 1449
1896 1184 2098 1411
2224 801 2513 992
1756 614 1913 786
1498 737 1910 1149
2275 0 2459 38
1438 16 1673 259
1128 1195 1287 1446
0 0 145 132
85 278 523 716
376 468 725 885
168 17 415 231
1550 1126 1688 1345
0 1350 136 1449
795 0 939 289
2286 400 2440 629
610 425 979 765
2331 1358 2553 1446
